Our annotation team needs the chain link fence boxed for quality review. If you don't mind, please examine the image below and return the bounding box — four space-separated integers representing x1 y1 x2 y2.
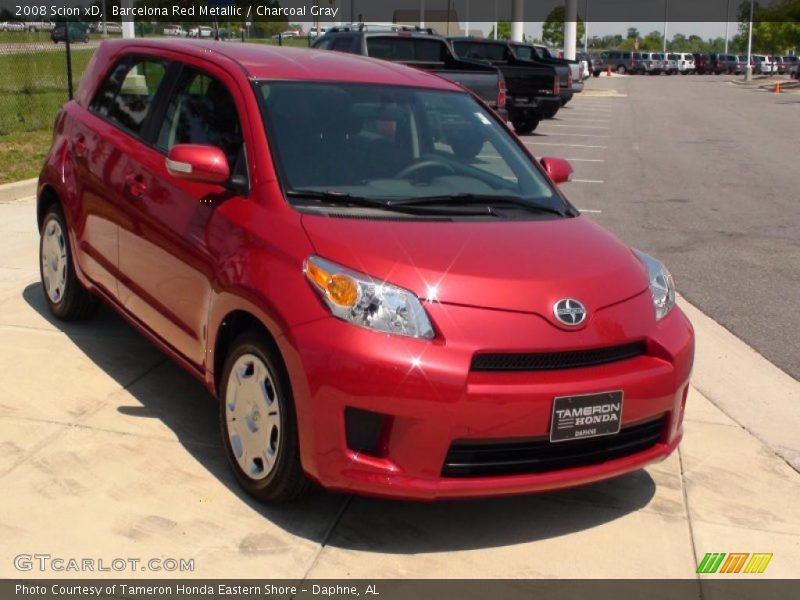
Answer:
0 24 317 136
0 26 102 135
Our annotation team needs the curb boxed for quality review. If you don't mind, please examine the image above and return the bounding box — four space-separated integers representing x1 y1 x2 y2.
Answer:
0 177 37 203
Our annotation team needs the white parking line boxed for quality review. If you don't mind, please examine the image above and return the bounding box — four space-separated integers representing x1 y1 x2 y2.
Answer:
564 158 605 162
572 179 605 183
539 133 610 138
540 124 610 129
552 117 610 122
524 142 608 149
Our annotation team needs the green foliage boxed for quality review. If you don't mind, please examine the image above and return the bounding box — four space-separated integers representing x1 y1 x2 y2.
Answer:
542 6 586 48
488 22 512 40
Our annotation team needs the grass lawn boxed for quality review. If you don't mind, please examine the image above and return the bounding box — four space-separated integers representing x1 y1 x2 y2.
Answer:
0 129 51 184
0 47 95 134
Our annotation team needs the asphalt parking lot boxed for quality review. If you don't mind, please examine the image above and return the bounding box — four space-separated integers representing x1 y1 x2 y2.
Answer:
0 74 798 580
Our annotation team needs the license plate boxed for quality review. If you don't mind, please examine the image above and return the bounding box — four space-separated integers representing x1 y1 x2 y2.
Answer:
550 391 623 443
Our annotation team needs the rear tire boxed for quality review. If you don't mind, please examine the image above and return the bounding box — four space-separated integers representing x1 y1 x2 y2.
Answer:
617 65 626 74
542 105 559 119
39 204 98 321
219 331 313 503
512 118 539 135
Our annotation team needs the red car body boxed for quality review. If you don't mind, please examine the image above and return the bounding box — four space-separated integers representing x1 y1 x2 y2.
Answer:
39 40 693 500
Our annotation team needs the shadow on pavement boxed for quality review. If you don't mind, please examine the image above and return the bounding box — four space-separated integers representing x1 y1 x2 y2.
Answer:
23 281 657 553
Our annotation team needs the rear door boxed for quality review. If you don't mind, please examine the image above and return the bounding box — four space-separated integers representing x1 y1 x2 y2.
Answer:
116 61 250 368
71 55 170 298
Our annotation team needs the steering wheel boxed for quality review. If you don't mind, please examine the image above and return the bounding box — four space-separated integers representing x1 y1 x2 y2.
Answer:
395 160 456 181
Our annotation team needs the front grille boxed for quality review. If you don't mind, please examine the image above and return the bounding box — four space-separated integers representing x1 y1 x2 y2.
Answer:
441 416 665 478
470 342 646 372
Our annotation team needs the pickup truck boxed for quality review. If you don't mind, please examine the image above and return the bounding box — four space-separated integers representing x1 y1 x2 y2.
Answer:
531 45 584 100
449 38 561 131
312 26 508 123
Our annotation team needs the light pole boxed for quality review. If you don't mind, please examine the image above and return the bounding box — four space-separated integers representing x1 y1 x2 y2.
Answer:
584 0 589 54
745 0 754 81
662 0 668 53
724 0 731 54
492 0 497 39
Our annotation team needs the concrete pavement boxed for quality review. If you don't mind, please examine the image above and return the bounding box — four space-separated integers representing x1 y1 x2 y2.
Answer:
0 190 797 579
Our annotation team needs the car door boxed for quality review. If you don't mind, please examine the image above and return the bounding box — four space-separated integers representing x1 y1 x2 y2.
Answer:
70 55 170 299
116 62 249 368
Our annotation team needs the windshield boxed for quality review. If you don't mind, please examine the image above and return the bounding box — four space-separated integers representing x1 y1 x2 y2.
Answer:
255 81 567 217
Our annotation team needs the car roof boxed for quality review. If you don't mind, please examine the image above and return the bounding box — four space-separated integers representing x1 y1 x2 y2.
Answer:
98 39 459 91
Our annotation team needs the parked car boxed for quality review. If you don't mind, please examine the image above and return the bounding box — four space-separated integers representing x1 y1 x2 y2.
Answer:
24 21 55 31
531 44 584 96
575 51 591 80
675 53 695 74
272 30 300 39
94 22 122 34
313 27 509 127
162 24 185 37
488 41 574 106
602 50 637 74
782 55 799 78
751 54 774 74
188 26 213 38
51 22 89 44
0 21 25 32
649 53 667 74
692 53 710 74
308 27 327 38
771 56 788 74
449 38 563 129
588 53 605 77
633 52 657 75
39 39 693 502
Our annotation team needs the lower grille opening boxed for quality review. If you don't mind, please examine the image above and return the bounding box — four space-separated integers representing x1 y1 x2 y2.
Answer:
441 416 665 478
345 407 390 457
471 341 647 372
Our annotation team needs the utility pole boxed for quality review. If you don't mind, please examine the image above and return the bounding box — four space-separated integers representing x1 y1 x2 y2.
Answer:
101 0 107 38
662 0 668 53
493 0 497 39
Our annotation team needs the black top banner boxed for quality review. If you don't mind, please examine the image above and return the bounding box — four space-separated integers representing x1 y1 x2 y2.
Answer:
1 0 800 24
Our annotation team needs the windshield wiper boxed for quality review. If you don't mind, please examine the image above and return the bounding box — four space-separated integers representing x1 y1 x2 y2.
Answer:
387 193 569 217
286 189 495 217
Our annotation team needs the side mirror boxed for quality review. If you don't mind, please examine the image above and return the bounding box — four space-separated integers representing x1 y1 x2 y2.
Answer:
540 157 573 184
166 144 230 186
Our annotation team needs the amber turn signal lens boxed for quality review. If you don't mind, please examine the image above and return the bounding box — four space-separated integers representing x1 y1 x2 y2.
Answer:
327 274 358 307
305 259 359 308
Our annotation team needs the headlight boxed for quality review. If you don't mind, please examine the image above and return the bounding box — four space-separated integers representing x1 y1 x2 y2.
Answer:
633 249 676 321
303 256 434 339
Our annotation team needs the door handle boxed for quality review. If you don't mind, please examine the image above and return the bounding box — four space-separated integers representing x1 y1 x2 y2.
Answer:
124 173 147 200
73 135 87 159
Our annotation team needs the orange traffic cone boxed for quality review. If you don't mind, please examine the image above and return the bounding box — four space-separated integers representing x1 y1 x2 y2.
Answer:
773 82 782 93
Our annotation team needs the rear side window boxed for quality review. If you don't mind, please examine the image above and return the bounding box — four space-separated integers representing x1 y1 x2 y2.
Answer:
366 37 445 62
331 36 356 53
90 57 168 136
454 42 506 62
156 69 245 172
313 36 334 50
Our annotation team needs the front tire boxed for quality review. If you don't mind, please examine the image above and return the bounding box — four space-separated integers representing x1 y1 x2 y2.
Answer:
219 332 313 503
39 204 98 320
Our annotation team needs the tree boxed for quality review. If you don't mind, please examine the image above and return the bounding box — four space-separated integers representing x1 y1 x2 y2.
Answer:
542 6 586 48
489 22 512 40
627 27 640 40
640 30 664 51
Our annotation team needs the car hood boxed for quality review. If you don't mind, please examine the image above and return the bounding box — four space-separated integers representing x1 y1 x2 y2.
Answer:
301 214 649 326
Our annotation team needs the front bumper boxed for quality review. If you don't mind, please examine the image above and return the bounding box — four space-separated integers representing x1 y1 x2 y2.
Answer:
281 291 694 500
